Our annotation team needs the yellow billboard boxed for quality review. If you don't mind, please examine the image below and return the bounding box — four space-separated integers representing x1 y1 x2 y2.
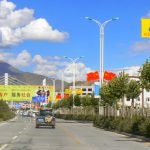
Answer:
141 18 150 37
65 89 72 94
75 88 82 94
0 85 54 101
65 88 82 95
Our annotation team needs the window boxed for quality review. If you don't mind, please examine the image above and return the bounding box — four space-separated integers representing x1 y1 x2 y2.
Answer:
82 93 86 95
82 88 86 91
137 97 140 101
126 98 130 101
88 88 92 91
146 97 150 101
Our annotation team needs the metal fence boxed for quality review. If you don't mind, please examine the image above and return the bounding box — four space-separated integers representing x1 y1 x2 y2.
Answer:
59 106 150 117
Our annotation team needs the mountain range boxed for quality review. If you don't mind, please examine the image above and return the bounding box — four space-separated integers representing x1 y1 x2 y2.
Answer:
0 61 93 91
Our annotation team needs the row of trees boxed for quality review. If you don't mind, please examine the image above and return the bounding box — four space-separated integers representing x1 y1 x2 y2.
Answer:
100 59 150 107
52 59 150 114
53 95 98 111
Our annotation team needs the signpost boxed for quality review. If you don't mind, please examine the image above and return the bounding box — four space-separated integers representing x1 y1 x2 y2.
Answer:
141 18 150 38
94 82 100 98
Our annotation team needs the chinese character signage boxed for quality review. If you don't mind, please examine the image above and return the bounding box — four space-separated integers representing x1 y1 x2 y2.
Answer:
0 85 54 101
65 89 72 94
141 18 150 37
75 88 82 94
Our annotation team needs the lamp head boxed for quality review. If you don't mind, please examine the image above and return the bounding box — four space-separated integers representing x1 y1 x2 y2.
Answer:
79 56 84 59
85 17 92 20
112 17 119 21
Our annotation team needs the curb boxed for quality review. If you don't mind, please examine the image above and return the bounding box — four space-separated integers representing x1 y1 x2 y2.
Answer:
0 115 17 124
93 125 150 142
7 116 17 122
114 131 150 142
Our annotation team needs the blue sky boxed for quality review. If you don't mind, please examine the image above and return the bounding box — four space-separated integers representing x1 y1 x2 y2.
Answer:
0 0 150 82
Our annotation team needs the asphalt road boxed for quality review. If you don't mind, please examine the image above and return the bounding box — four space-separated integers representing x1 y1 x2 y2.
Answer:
0 116 150 150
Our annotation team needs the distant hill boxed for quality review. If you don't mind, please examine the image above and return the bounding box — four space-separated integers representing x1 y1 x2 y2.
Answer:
0 61 66 91
0 61 93 91
0 61 22 75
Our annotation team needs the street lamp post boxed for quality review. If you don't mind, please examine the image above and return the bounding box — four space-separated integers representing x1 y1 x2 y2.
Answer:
85 17 119 115
64 56 84 108
61 72 64 99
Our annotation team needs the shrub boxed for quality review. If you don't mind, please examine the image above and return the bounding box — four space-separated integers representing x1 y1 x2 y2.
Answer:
0 100 15 121
139 118 150 138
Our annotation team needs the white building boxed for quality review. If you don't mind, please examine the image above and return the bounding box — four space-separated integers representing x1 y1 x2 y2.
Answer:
124 89 150 108
69 77 150 108
124 76 150 108
69 86 94 97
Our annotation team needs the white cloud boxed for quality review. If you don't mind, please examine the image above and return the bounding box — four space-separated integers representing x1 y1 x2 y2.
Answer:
0 50 31 67
0 49 142 82
131 40 150 52
0 49 92 82
17 19 68 42
114 66 140 76
60 62 92 83
0 0 68 48
10 50 31 67
0 51 13 61
32 55 48 64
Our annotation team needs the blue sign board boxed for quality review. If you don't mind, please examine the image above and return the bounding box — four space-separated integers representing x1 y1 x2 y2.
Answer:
94 82 100 98
32 96 46 103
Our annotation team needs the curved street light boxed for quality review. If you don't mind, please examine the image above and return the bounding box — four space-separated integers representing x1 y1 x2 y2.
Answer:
85 17 119 115
64 56 84 108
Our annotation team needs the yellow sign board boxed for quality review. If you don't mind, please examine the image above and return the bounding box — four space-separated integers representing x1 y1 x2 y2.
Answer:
65 89 72 94
141 18 150 37
75 88 82 94
65 88 82 95
0 85 54 101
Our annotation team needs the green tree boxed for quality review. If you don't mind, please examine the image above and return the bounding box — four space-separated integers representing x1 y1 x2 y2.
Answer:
61 96 73 109
74 95 81 106
109 72 129 100
81 96 92 107
100 72 129 106
126 80 141 107
140 59 150 91
90 94 99 107
100 83 116 106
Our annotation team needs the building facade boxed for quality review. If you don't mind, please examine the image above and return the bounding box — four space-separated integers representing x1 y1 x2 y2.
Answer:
69 86 94 97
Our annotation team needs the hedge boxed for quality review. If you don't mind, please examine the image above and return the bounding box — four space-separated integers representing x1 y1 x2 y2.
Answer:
0 100 15 121
55 114 94 122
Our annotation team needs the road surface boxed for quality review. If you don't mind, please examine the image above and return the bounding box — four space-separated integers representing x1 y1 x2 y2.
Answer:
0 116 150 150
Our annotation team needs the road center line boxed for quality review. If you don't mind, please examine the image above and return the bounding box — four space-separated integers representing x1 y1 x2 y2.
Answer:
57 125 81 145
0 144 8 150
12 136 18 140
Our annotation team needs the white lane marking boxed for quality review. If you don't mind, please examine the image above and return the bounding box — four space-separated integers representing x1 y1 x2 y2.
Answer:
12 136 18 140
0 144 8 150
